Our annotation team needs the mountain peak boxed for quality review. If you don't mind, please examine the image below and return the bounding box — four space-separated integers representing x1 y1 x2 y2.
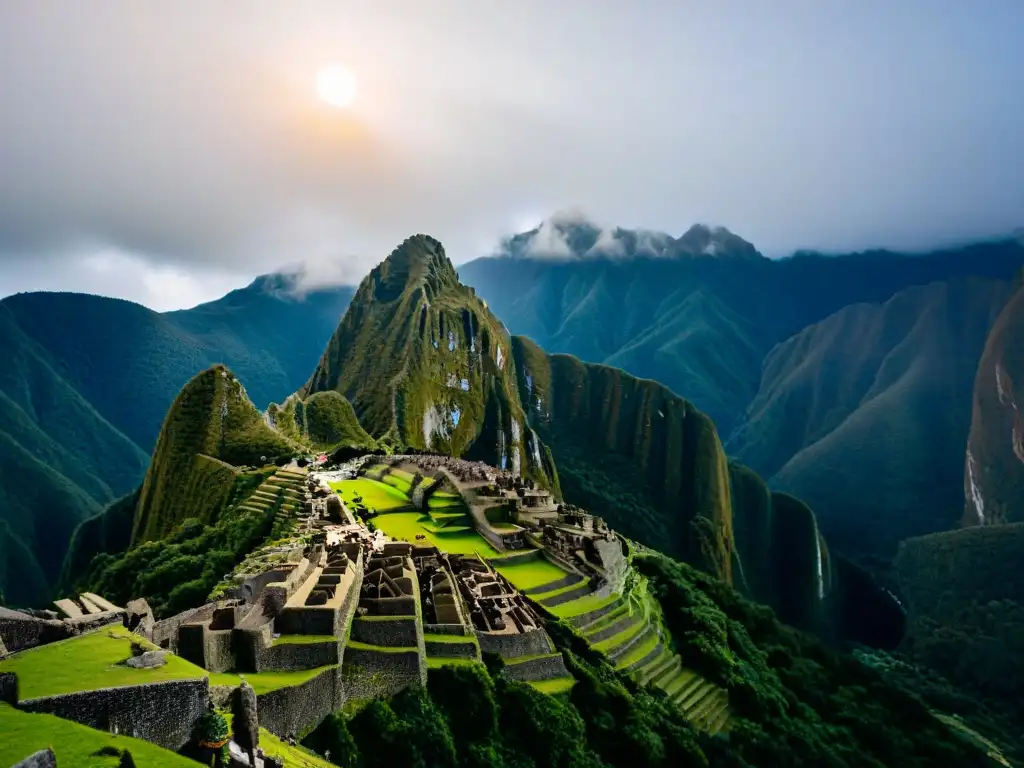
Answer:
498 212 761 261
366 234 458 301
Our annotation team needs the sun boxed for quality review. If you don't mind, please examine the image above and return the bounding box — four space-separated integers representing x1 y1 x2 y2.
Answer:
315 64 357 108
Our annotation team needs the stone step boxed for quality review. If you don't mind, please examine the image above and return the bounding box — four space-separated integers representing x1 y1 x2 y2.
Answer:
704 698 731 734
623 640 664 673
586 612 642 645
649 656 683 689
679 680 718 715
609 624 654 663
580 603 629 635
671 674 706 707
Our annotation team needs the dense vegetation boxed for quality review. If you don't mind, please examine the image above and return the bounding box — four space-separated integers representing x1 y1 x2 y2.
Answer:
79 469 279 617
634 553 996 767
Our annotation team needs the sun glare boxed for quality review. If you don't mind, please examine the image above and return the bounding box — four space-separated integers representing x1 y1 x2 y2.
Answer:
316 64 357 108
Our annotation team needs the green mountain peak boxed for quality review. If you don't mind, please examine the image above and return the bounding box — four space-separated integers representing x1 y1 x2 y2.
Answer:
132 364 295 544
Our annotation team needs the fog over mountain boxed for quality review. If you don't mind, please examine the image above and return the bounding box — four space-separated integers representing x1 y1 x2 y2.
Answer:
2 1 1023 309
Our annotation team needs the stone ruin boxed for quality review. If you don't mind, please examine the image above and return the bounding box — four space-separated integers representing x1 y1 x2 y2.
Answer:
451 557 540 635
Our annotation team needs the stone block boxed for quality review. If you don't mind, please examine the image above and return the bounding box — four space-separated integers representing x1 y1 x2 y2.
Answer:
12 747 57 768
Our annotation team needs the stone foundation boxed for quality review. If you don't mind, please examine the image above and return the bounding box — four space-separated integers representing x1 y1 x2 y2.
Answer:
342 647 425 701
476 627 553 659
257 666 342 739
501 654 569 682
350 617 419 647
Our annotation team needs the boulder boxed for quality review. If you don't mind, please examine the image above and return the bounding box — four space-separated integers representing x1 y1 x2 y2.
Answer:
125 650 166 669
13 748 57 768
0 635 8 660
125 598 155 638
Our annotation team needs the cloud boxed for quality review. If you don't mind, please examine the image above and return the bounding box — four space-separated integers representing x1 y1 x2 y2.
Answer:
522 218 576 259
587 228 627 258
1 1 1023 308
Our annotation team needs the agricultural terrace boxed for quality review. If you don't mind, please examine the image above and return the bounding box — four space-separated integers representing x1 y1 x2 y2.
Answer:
372 512 499 557
329 478 410 512
0 704 198 768
207 666 337 695
494 558 571 591
0 629 206 700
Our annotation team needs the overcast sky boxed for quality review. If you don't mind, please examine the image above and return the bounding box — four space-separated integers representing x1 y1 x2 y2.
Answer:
1 1 1022 310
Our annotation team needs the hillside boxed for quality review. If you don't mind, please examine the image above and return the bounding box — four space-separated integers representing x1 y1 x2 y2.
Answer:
729 278 1012 560
132 365 296 544
964 276 1024 527
0 279 352 607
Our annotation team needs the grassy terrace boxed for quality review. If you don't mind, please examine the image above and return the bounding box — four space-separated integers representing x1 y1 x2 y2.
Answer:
592 616 646 654
329 478 410 511
615 631 660 669
209 666 335 695
423 633 477 645
528 677 576 695
548 592 619 620
0 629 206 700
426 657 485 670
0 704 196 768
272 634 338 646
346 640 419 653
260 728 337 768
495 559 572 591
373 512 499 556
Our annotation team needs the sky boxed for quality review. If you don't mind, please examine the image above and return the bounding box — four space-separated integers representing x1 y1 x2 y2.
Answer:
1 1 1022 311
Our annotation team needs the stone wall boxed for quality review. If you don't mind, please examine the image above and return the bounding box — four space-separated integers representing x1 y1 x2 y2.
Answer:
423 623 472 636
501 654 569 682
258 640 339 672
153 601 237 652
523 573 582 596
424 639 478 659
539 582 593 607
350 617 418 647
476 627 553 659
567 596 623 628
0 609 73 653
1 671 17 704
257 666 341 739
19 679 209 751
342 646 425 701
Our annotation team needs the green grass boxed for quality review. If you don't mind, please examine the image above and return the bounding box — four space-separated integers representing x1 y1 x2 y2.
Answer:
208 666 335 695
548 592 620 619
0 629 206 700
0 703 197 767
592 616 646 654
259 727 338 768
532 580 590 602
423 633 477 645
504 652 561 666
382 472 414 495
372 512 500 556
426 657 485 670
614 631 660 669
346 640 419 654
273 634 338 645
329 478 410 511
494 558 571 591
528 677 577 695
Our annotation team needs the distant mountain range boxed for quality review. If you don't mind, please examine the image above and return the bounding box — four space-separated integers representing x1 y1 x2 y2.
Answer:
460 214 1024 564
0 278 353 605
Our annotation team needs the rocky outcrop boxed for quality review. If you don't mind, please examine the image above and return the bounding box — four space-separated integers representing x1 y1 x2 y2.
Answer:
964 278 1024 527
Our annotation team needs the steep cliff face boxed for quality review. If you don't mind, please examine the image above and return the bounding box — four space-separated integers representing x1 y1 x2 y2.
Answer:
132 365 295 544
300 235 555 487
730 277 1011 558
964 277 1024 527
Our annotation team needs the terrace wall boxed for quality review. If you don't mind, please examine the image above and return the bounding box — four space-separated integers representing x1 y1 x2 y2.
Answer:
18 679 209 751
342 647 425 701
257 666 342 739
501 655 569 682
257 640 339 672
476 628 553 659
0 672 17 704
350 617 418 647
0 610 73 654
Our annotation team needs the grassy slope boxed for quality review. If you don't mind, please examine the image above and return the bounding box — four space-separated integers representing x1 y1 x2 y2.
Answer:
132 365 294 544
0 704 197 768
729 277 1012 560
0 628 206 699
